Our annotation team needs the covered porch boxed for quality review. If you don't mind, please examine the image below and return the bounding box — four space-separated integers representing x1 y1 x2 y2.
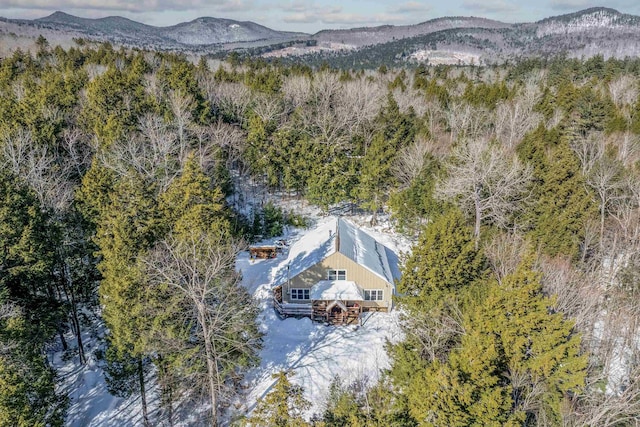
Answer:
273 281 364 325
310 280 363 325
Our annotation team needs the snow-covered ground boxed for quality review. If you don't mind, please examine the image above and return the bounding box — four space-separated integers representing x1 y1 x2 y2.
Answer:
55 213 408 425
235 217 407 417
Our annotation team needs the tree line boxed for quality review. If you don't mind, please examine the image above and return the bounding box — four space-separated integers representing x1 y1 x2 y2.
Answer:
0 38 639 425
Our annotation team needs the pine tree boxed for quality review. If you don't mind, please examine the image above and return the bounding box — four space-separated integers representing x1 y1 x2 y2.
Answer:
321 377 364 427
518 126 597 257
93 173 160 427
401 263 587 426
0 292 68 427
484 265 587 424
245 371 311 427
396 208 486 312
356 94 417 221
407 326 518 427
389 209 486 425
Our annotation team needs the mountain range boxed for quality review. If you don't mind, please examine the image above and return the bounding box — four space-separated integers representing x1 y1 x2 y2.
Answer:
1 7 640 66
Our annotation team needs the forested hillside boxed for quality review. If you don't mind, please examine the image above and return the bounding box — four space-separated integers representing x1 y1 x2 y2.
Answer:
1 39 640 425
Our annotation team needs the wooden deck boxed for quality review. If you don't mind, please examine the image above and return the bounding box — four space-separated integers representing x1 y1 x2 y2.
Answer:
272 286 312 318
272 285 364 325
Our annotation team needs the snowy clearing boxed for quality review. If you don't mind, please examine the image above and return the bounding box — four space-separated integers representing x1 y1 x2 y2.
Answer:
235 217 406 418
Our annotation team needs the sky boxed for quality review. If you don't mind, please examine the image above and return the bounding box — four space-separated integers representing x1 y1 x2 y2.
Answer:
1 0 640 33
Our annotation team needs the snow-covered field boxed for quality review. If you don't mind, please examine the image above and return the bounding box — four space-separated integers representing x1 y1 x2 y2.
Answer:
409 49 481 65
56 214 408 425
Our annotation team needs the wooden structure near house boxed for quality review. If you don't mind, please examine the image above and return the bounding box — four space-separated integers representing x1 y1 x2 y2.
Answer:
249 245 278 259
273 285 313 317
312 300 361 325
272 217 401 325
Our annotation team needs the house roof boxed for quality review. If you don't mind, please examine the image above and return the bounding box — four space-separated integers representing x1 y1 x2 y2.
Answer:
311 280 363 301
337 218 398 284
276 217 400 287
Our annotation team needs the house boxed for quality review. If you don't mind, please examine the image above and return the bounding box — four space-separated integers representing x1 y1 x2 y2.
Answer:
273 217 400 325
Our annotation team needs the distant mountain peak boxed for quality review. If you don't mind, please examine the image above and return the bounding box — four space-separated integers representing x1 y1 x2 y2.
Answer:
46 10 71 18
38 11 74 21
575 6 620 15
537 7 627 24
5 6 640 64
533 6 639 38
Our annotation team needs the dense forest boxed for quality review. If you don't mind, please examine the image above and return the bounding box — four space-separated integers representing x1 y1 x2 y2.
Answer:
1 38 640 426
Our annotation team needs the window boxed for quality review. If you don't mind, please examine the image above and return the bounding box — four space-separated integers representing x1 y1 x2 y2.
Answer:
327 269 347 281
291 288 310 300
364 290 383 301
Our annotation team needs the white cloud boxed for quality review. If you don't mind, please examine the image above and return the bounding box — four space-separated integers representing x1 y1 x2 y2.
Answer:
283 9 408 26
462 0 518 14
0 0 244 13
279 0 308 13
281 1 410 27
548 0 598 11
387 1 431 14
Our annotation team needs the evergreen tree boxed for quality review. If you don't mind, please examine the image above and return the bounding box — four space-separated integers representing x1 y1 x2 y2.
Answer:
93 173 160 426
356 94 417 221
518 126 597 257
388 154 443 236
398 263 587 426
407 326 518 427
245 371 311 427
484 265 587 424
0 301 68 427
396 208 486 312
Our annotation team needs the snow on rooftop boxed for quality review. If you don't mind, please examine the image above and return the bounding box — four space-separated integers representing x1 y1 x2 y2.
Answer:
273 216 337 286
274 216 400 288
337 218 397 284
311 280 363 301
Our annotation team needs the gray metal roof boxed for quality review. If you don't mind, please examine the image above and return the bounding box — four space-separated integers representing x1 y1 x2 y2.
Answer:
337 218 400 284
278 217 400 288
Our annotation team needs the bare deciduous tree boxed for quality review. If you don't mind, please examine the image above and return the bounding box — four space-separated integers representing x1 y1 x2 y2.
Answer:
609 131 640 168
538 257 601 335
391 136 434 188
402 302 465 364
586 155 626 248
570 132 605 176
252 93 286 125
494 83 543 151
437 138 532 246
60 127 93 178
169 90 194 151
445 101 490 143
294 72 383 150
281 74 312 110
144 232 261 426
484 231 528 283
608 75 638 115
206 81 254 126
100 113 183 193
1 127 74 212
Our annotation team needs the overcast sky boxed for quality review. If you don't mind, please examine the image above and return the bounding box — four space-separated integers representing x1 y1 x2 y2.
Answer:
2 0 640 33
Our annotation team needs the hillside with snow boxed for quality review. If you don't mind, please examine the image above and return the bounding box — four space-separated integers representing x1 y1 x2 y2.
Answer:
3 7 640 63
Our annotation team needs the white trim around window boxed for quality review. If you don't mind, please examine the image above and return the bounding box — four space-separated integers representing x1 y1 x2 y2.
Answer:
290 288 310 300
364 289 384 301
327 269 347 281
